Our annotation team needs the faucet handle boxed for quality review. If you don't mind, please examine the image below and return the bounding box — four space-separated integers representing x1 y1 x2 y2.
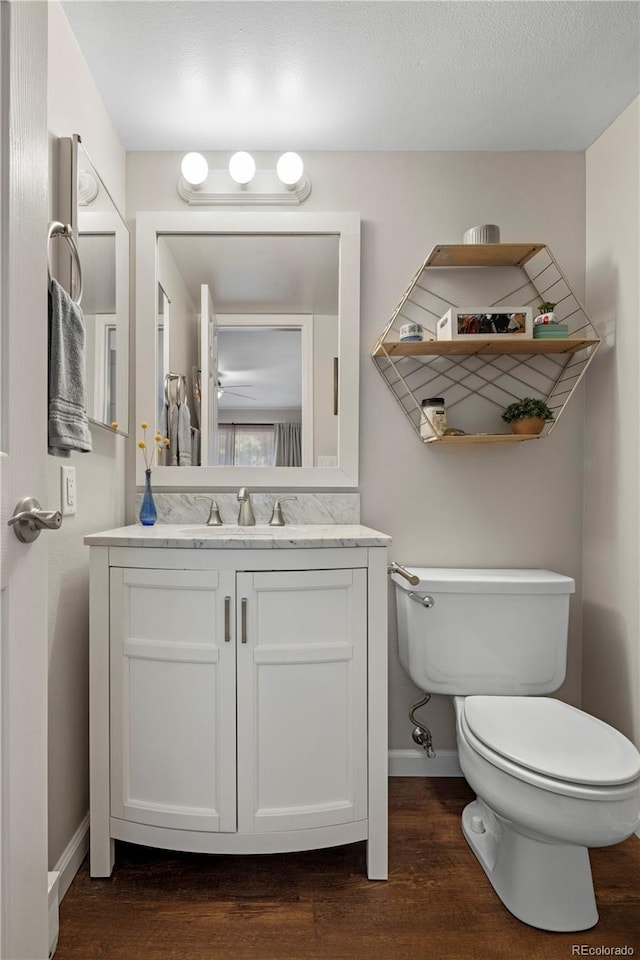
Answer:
269 496 297 527
195 496 223 526
237 487 249 501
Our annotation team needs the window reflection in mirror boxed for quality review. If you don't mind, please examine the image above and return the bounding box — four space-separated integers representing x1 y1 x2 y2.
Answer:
156 234 339 468
75 141 130 434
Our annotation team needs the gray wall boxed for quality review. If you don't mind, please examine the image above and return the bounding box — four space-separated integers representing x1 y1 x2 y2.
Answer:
583 97 640 749
127 149 586 752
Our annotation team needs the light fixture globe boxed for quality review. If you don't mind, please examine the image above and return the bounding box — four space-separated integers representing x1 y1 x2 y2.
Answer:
276 152 304 186
228 151 256 185
180 152 209 186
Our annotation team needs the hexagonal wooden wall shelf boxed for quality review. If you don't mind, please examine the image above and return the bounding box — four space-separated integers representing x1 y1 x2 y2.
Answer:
371 243 601 445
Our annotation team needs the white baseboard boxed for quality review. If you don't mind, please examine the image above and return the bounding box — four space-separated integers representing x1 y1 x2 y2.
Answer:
53 812 90 903
389 748 463 777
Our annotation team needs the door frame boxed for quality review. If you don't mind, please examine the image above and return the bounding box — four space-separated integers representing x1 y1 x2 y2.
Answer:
0 2 50 957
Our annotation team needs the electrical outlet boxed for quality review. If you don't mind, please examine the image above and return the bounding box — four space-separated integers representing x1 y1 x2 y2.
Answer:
60 465 77 516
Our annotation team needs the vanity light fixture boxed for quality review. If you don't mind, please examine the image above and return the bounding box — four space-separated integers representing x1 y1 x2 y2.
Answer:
276 152 304 187
181 152 209 187
177 151 311 206
228 151 256 185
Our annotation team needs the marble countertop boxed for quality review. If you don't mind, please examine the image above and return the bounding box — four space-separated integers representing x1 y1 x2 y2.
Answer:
84 523 392 549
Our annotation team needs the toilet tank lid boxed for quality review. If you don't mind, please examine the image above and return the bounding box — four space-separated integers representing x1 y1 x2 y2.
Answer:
392 568 576 595
464 696 640 786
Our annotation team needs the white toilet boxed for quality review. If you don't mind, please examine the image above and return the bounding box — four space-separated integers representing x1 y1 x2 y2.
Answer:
393 567 640 932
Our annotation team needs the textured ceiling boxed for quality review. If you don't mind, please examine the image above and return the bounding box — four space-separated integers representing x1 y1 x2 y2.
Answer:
62 0 640 152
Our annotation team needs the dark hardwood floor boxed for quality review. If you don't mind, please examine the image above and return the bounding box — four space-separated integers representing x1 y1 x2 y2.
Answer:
55 778 640 960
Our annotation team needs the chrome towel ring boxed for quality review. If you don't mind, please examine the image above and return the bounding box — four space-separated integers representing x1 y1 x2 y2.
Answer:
47 220 83 306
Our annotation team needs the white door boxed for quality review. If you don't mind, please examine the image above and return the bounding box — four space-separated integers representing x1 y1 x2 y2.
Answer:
0 3 49 957
199 284 218 466
236 569 368 834
110 568 237 832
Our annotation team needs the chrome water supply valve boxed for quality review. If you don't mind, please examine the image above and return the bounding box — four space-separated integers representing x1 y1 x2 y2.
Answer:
409 693 436 759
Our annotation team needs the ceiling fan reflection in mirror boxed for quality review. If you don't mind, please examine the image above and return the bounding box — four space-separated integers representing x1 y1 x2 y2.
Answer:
217 376 256 402
193 367 256 404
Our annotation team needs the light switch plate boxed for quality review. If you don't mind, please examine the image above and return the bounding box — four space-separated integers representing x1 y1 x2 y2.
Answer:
60 465 76 516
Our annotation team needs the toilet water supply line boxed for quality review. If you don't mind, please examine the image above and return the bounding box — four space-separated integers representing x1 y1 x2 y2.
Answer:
410 694 436 759
388 563 437 758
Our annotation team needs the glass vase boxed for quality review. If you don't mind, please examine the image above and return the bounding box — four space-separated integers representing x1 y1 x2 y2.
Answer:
139 469 157 526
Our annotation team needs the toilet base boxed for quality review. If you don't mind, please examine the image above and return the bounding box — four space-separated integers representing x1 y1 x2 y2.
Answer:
462 799 599 932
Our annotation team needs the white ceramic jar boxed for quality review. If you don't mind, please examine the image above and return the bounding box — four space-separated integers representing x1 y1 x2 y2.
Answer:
420 398 447 439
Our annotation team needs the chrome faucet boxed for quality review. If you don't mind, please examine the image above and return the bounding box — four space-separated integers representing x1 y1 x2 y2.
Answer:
237 487 256 526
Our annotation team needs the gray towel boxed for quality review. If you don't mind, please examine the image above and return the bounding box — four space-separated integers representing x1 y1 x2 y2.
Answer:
48 279 92 457
177 402 192 466
191 427 200 467
160 402 169 465
167 403 179 465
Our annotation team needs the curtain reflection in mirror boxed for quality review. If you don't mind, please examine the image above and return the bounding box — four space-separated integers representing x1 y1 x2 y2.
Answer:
273 422 302 467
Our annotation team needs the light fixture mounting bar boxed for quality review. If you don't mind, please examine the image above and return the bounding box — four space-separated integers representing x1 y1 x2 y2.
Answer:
178 169 311 206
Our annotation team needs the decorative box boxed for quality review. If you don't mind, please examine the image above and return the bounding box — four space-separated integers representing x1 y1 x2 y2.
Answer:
436 306 533 341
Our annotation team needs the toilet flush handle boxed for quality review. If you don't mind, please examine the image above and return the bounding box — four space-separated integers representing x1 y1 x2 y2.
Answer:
408 592 434 608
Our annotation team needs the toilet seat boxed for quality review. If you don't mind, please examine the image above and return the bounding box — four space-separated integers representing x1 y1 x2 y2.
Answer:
460 696 640 799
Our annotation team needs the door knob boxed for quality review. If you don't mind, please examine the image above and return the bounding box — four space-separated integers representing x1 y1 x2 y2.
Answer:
8 497 63 543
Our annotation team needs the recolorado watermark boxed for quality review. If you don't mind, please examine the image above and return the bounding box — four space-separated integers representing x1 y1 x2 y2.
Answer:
572 948 634 957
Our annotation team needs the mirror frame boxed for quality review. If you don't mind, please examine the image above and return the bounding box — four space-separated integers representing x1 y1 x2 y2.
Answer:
59 135 130 436
136 211 360 488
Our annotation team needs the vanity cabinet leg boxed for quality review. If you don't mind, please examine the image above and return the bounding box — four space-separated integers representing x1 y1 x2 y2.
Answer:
366 547 389 880
90 832 114 879
89 547 114 877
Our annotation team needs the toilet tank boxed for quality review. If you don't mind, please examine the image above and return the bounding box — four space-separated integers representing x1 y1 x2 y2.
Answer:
393 568 575 696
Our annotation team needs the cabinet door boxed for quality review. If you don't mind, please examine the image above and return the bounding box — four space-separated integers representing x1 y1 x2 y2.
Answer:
236 568 367 833
110 567 236 832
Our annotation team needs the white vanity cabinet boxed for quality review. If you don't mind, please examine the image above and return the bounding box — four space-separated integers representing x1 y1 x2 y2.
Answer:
87 527 389 881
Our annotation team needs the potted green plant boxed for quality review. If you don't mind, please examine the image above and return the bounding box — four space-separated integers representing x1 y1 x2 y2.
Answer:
501 397 555 436
535 301 558 324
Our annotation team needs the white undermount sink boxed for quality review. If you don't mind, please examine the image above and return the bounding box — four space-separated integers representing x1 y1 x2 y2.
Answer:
176 524 310 536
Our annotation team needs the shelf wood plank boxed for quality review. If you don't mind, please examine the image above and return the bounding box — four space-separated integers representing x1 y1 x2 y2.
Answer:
424 433 542 445
424 243 546 268
373 338 600 358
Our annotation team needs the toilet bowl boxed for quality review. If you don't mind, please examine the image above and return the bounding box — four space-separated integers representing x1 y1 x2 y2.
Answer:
454 696 640 931
392 567 640 932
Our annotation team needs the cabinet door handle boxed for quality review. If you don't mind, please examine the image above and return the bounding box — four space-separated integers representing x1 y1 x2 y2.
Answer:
241 597 248 644
224 596 231 641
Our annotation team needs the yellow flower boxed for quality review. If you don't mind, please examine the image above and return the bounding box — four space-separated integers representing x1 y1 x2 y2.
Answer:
138 420 163 470
111 422 119 430
163 438 170 446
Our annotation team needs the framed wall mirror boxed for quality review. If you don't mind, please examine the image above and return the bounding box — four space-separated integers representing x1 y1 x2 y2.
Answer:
136 212 360 488
59 135 130 435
